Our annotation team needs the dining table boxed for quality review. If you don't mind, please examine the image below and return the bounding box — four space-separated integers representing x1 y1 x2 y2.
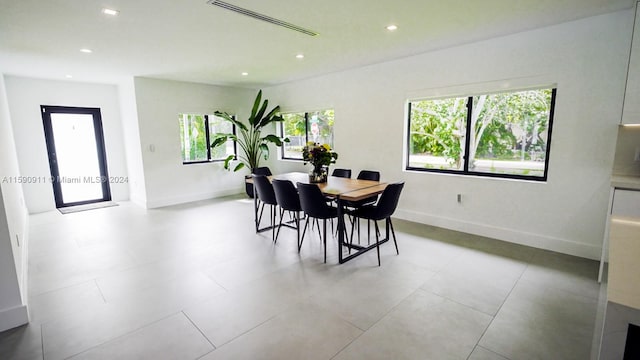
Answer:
248 172 389 264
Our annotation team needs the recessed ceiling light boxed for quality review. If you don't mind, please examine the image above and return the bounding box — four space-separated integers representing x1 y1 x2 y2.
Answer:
65 75 73 78
386 25 398 31
296 54 304 59
241 72 249 76
80 48 93 53
102 8 119 16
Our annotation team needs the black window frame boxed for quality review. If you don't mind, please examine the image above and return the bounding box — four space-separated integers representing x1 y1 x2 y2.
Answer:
279 109 335 161
180 114 237 165
405 88 557 182
280 111 310 161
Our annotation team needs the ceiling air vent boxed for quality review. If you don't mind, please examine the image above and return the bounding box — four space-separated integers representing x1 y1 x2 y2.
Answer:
207 0 319 37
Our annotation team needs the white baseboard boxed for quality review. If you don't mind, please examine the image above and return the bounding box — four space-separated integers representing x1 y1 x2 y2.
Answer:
394 208 602 260
0 304 28 332
145 187 243 209
128 193 147 209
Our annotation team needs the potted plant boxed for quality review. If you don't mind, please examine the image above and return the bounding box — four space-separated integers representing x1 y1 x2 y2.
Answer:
210 90 288 196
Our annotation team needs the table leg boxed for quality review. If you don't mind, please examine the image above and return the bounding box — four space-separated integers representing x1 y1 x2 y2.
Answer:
337 196 344 263
253 183 259 233
386 218 390 240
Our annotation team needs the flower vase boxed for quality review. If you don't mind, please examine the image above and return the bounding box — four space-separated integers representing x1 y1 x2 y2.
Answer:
309 166 328 183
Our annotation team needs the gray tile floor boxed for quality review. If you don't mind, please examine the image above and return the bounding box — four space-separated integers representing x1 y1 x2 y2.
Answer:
0 195 604 359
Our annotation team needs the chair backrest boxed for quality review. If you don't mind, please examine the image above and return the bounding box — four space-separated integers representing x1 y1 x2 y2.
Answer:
357 170 380 181
272 179 301 212
374 182 404 219
332 168 352 178
297 182 335 219
253 175 277 205
252 167 272 176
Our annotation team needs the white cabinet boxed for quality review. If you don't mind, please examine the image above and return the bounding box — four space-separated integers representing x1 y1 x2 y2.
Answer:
608 217 640 309
607 189 640 307
622 2 640 124
598 185 640 282
612 188 640 216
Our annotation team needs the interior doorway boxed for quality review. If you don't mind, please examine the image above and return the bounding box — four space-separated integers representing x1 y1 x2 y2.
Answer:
41 105 112 208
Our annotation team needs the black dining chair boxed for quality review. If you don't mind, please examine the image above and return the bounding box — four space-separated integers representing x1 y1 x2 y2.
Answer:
272 179 304 250
247 167 272 198
331 168 352 178
346 170 381 243
349 182 404 266
297 182 339 263
252 175 278 242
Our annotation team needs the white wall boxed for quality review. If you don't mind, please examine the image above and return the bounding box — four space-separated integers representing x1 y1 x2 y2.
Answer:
0 75 28 331
4 76 129 213
118 79 147 207
265 10 633 260
133 77 256 208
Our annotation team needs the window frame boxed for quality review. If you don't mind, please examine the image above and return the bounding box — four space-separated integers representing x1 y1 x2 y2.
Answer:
405 88 557 182
180 113 237 165
279 109 334 161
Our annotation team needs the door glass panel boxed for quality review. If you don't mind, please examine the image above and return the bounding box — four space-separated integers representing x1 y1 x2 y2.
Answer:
50 113 104 203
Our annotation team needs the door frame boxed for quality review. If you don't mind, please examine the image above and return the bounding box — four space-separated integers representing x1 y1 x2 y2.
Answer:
41 105 112 208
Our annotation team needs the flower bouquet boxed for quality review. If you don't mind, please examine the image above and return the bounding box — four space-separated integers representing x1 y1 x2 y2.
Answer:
302 142 338 183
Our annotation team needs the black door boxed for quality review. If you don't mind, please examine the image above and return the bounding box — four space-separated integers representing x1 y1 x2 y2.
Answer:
41 105 112 208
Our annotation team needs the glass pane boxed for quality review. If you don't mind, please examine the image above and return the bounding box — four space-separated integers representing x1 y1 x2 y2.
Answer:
179 114 207 162
208 114 235 161
50 113 103 203
408 97 468 171
281 112 306 159
307 109 334 148
469 89 553 177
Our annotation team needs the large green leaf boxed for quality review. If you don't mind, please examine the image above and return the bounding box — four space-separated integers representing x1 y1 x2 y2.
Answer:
223 154 235 170
253 99 269 129
259 143 269 160
214 111 248 132
210 135 228 149
258 106 283 128
249 90 262 126
262 134 285 146
210 133 238 148
233 162 245 172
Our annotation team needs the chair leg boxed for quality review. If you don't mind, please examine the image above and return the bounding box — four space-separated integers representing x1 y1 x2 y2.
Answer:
349 217 356 254
374 220 381 266
323 219 327 263
389 218 399 255
275 208 285 243
257 202 265 228
271 205 276 242
296 212 301 251
315 218 322 242
299 217 310 252
339 216 349 245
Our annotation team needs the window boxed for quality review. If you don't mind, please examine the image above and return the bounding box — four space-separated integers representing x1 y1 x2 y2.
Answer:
280 109 335 160
179 114 236 164
407 88 556 180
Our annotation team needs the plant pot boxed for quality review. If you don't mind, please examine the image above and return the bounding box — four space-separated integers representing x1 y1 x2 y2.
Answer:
245 175 254 198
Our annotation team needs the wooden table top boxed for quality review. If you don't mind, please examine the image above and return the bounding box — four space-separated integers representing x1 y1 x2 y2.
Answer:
249 172 387 202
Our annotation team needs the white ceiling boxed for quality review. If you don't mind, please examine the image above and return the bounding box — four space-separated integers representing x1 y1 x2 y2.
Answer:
0 0 634 88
